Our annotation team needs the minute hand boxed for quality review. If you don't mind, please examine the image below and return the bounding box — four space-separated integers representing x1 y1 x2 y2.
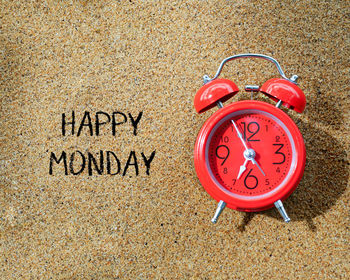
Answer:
230 119 249 150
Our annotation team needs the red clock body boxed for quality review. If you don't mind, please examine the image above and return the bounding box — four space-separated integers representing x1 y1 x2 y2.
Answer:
194 100 306 211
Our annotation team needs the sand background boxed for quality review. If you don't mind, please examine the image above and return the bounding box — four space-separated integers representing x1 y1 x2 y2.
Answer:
1 1 349 279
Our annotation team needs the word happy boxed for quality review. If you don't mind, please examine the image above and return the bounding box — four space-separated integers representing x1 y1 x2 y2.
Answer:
49 111 156 176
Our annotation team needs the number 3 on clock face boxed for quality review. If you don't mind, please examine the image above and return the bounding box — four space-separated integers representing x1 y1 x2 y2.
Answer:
194 101 306 212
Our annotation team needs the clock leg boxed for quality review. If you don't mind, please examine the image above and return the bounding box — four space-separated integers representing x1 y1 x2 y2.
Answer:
274 200 291 223
211 200 226 224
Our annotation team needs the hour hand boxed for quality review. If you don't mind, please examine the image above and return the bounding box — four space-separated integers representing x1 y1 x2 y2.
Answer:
237 159 248 179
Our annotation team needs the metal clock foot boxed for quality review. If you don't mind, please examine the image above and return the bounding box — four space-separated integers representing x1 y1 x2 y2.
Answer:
211 200 227 224
274 200 291 223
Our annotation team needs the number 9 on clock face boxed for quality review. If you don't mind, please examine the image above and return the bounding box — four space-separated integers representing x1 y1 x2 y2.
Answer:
194 101 306 211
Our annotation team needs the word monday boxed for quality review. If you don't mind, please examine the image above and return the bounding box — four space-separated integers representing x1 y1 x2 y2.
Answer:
49 111 156 176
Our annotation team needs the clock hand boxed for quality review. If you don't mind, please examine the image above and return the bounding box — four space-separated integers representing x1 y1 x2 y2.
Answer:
230 119 249 151
217 101 249 151
237 159 248 179
243 149 266 177
251 158 265 176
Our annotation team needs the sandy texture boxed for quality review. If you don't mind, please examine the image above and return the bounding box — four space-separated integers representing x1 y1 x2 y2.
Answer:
0 1 349 279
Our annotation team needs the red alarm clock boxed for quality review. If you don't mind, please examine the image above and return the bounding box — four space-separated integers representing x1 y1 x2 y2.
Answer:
194 54 306 223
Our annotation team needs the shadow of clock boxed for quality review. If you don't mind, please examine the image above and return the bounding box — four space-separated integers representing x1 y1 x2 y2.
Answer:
239 119 349 232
